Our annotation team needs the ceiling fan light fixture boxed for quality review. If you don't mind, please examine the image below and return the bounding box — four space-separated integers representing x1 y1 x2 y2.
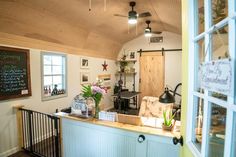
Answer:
144 27 152 37
128 10 137 24
145 32 152 37
144 20 153 37
128 18 137 24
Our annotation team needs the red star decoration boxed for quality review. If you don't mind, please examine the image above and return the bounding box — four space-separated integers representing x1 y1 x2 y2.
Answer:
102 61 108 71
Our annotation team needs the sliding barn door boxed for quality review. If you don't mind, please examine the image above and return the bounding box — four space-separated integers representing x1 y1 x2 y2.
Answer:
139 52 165 101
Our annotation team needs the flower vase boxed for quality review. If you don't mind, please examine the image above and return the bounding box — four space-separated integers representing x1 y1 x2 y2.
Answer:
94 101 100 119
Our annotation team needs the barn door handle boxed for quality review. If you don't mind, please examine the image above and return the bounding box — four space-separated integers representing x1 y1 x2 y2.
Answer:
173 136 183 146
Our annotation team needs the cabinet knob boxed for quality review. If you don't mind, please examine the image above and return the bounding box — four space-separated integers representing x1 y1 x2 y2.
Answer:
137 135 145 143
173 136 183 146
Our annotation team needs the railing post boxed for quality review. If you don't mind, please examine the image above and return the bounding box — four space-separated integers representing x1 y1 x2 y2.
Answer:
28 110 33 153
54 117 60 157
13 105 25 150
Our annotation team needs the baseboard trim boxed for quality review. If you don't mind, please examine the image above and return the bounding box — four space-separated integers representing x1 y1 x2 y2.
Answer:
0 147 20 157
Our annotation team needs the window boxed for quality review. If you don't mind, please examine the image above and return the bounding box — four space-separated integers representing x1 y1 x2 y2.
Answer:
187 0 236 157
41 52 67 100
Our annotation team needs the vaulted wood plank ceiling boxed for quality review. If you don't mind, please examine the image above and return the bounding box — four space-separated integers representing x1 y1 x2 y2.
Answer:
0 0 181 59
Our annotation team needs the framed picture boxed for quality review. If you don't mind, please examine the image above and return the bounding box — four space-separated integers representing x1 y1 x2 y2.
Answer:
80 72 90 84
80 57 89 69
129 52 136 60
98 74 111 89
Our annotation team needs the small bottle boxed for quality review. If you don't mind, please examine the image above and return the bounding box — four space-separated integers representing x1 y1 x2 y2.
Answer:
49 86 51 94
45 86 48 95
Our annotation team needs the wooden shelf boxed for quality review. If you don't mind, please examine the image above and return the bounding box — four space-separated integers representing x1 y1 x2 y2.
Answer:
116 59 137 63
115 72 137 75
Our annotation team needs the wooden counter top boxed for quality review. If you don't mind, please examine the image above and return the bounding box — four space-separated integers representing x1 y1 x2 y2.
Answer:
61 114 180 138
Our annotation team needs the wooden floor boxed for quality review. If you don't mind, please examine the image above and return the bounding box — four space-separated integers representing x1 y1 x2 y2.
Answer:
8 151 36 157
8 137 61 157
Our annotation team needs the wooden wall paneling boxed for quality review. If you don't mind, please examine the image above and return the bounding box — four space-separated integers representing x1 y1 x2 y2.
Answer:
0 0 181 45
0 32 119 60
62 118 180 157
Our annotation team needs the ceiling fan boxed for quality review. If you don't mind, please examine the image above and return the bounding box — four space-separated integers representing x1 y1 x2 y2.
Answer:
144 20 162 37
114 1 152 24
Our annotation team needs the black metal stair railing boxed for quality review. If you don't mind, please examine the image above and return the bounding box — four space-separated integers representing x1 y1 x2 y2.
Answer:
20 108 61 157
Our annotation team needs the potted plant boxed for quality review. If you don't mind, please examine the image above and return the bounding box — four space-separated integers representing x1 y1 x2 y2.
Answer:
162 110 175 131
120 61 128 72
82 81 107 118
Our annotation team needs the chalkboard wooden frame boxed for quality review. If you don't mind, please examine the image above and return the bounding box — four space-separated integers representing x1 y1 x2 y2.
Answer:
0 46 32 100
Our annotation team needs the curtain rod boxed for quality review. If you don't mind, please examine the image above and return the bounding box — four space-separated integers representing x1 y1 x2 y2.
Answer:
137 48 182 56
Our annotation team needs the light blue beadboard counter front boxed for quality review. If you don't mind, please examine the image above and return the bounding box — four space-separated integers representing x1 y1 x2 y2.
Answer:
61 116 181 157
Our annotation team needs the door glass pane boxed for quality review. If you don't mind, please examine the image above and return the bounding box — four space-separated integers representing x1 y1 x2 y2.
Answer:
212 0 228 25
211 25 228 60
209 25 228 101
195 38 205 93
231 113 236 156
192 96 204 150
197 0 205 34
207 103 226 157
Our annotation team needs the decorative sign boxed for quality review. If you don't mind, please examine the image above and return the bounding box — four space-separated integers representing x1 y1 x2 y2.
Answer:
200 59 232 95
0 46 32 100
98 74 111 89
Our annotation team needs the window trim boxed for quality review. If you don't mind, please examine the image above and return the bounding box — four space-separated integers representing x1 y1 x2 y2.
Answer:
186 0 236 156
41 51 68 101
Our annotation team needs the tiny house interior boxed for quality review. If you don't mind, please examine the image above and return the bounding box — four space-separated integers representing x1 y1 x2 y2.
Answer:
0 0 235 157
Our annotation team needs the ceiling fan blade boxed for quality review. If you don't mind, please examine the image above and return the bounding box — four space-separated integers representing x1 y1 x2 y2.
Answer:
152 31 162 34
138 12 152 18
114 14 128 18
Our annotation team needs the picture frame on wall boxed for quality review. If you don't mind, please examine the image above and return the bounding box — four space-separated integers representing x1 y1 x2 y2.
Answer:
80 57 89 69
98 74 111 89
80 72 90 84
129 51 136 60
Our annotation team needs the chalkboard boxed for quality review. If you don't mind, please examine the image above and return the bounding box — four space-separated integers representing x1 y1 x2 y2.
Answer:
0 46 32 100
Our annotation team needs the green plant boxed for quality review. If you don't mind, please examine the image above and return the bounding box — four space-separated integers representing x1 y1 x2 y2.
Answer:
82 83 106 118
120 61 128 67
82 84 105 105
163 110 175 127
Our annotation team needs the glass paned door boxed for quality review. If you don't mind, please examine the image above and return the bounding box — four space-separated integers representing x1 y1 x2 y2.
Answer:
187 0 236 156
